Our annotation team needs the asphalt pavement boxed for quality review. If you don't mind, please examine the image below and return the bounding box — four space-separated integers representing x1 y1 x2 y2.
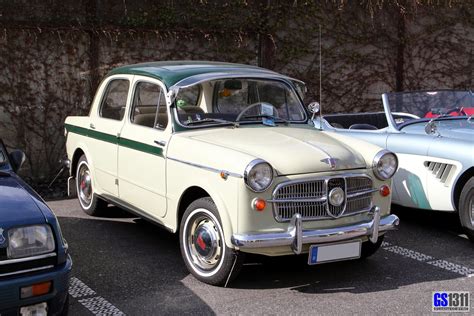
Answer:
48 199 474 315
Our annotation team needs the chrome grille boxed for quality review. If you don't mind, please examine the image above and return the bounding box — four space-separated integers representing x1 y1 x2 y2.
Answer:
271 175 374 222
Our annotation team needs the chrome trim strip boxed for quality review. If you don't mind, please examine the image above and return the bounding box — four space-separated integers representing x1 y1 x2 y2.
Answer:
0 253 56 266
346 188 379 198
167 157 243 178
99 194 174 233
267 197 327 203
0 265 54 277
231 207 400 254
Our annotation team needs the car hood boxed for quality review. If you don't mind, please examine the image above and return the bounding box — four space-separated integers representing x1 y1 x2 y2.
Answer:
402 123 474 140
437 127 474 140
0 174 46 228
186 126 367 175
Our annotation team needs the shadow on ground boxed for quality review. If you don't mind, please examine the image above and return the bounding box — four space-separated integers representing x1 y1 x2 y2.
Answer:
59 204 472 309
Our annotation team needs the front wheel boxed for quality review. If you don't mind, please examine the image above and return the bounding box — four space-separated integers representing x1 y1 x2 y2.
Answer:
459 178 474 242
179 197 243 286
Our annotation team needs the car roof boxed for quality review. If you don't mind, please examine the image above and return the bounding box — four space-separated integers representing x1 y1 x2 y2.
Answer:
107 61 280 88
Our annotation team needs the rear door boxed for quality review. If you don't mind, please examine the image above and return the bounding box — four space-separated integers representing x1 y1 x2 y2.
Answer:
117 77 171 218
88 76 131 196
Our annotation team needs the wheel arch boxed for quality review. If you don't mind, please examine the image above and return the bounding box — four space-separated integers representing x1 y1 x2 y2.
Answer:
71 148 85 177
453 166 474 211
175 184 235 249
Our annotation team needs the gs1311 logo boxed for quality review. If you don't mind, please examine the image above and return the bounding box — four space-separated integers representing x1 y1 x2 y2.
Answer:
432 291 470 312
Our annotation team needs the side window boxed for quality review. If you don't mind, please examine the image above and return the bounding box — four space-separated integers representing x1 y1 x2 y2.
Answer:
131 82 168 129
100 79 130 121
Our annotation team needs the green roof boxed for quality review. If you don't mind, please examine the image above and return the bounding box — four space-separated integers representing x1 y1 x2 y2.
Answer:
107 61 279 88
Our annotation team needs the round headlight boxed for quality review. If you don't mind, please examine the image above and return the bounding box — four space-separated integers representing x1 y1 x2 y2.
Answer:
373 150 398 180
244 159 274 192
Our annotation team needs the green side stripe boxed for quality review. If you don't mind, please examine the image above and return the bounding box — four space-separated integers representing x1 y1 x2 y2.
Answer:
118 138 163 156
65 123 163 157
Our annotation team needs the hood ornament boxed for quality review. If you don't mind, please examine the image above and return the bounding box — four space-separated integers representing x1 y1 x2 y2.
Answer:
321 157 338 170
0 228 5 245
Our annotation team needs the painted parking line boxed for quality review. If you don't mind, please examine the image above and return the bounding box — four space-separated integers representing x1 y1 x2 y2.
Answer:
69 277 126 315
382 242 474 277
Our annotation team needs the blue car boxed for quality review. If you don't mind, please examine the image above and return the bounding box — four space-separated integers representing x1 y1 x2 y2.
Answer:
0 140 71 315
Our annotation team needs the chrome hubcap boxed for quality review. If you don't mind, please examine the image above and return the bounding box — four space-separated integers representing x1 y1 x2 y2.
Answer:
186 214 222 272
78 164 92 206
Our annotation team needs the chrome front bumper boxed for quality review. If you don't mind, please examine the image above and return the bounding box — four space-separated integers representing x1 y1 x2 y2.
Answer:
231 207 399 254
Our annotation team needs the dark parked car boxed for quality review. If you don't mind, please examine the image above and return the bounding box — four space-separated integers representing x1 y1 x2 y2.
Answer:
0 140 71 315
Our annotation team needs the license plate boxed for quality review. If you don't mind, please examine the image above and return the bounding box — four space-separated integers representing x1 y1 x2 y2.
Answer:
20 302 47 316
308 241 361 265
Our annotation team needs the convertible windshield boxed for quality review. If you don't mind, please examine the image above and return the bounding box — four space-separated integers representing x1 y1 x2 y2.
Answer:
173 79 306 127
386 91 474 124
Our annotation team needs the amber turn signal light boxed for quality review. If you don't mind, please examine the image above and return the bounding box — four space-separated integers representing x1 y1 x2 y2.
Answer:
379 185 390 197
20 281 52 299
253 198 266 211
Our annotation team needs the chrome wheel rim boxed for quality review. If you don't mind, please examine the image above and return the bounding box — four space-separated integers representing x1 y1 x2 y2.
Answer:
77 163 92 207
184 210 223 274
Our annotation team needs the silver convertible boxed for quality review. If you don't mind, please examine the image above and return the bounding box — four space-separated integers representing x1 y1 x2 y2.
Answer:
314 90 474 241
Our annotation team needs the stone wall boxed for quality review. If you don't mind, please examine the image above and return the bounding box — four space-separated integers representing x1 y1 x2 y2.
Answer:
0 1 472 193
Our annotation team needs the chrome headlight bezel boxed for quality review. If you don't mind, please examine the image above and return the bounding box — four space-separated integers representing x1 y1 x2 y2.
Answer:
244 159 274 193
372 150 398 180
7 224 56 259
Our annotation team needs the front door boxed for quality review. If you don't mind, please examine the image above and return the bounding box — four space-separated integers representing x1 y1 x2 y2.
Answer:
117 78 170 218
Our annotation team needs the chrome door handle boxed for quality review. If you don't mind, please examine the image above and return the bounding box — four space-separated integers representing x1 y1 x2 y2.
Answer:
154 140 166 147
90 123 96 129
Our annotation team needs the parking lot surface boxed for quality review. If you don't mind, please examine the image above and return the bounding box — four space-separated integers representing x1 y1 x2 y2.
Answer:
48 199 473 315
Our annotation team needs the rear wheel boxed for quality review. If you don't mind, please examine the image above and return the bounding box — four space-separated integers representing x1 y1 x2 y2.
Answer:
76 155 107 216
459 178 474 242
360 235 384 258
179 197 244 286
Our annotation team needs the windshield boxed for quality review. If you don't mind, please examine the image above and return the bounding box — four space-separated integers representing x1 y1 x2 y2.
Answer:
173 79 307 128
386 91 474 126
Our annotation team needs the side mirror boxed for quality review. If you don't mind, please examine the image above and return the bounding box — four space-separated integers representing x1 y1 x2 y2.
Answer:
424 121 438 135
308 102 320 115
10 150 26 171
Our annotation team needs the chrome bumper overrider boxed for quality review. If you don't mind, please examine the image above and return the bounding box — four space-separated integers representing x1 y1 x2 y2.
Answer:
231 207 399 255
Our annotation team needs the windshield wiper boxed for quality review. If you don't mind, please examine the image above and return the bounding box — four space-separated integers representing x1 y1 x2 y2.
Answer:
241 114 290 125
184 118 236 127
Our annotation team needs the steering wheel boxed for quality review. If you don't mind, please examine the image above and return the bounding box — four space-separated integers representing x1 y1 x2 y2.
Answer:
235 102 282 123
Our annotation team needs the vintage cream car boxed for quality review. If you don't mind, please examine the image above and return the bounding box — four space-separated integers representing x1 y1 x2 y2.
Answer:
65 61 400 285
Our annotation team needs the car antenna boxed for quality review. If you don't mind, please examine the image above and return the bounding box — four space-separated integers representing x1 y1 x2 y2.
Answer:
318 24 323 130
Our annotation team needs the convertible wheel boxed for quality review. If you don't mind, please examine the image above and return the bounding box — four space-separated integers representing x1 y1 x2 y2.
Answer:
459 178 474 242
76 155 107 216
180 197 244 286
360 235 384 259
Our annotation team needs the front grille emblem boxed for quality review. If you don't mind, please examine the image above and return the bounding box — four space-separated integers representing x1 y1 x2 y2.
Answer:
328 187 345 206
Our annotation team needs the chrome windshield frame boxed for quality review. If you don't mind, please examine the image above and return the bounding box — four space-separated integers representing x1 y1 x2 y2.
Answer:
169 73 309 130
382 90 473 132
